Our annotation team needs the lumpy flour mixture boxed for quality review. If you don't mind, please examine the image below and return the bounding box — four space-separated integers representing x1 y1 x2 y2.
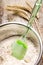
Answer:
0 36 39 65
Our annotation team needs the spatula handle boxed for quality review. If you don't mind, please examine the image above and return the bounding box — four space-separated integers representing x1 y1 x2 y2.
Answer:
22 0 42 38
29 0 42 25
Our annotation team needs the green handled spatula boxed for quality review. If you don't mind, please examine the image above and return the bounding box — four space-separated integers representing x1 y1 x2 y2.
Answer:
11 0 42 60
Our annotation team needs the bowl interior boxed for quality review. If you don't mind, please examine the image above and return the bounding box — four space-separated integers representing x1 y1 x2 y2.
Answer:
0 23 42 65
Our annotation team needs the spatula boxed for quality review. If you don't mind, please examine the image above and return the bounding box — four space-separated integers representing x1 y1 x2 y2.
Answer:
11 0 42 60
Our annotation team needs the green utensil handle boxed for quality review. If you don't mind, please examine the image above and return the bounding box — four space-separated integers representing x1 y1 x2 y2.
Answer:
29 0 42 25
22 0 42 38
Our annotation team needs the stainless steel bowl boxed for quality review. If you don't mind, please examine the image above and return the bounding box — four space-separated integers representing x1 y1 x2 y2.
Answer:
0 22 42 65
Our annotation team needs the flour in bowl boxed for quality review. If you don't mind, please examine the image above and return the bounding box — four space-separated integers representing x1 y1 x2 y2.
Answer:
0 36 39 65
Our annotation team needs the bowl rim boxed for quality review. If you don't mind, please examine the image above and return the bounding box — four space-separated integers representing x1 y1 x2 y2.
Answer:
0 22 42 65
